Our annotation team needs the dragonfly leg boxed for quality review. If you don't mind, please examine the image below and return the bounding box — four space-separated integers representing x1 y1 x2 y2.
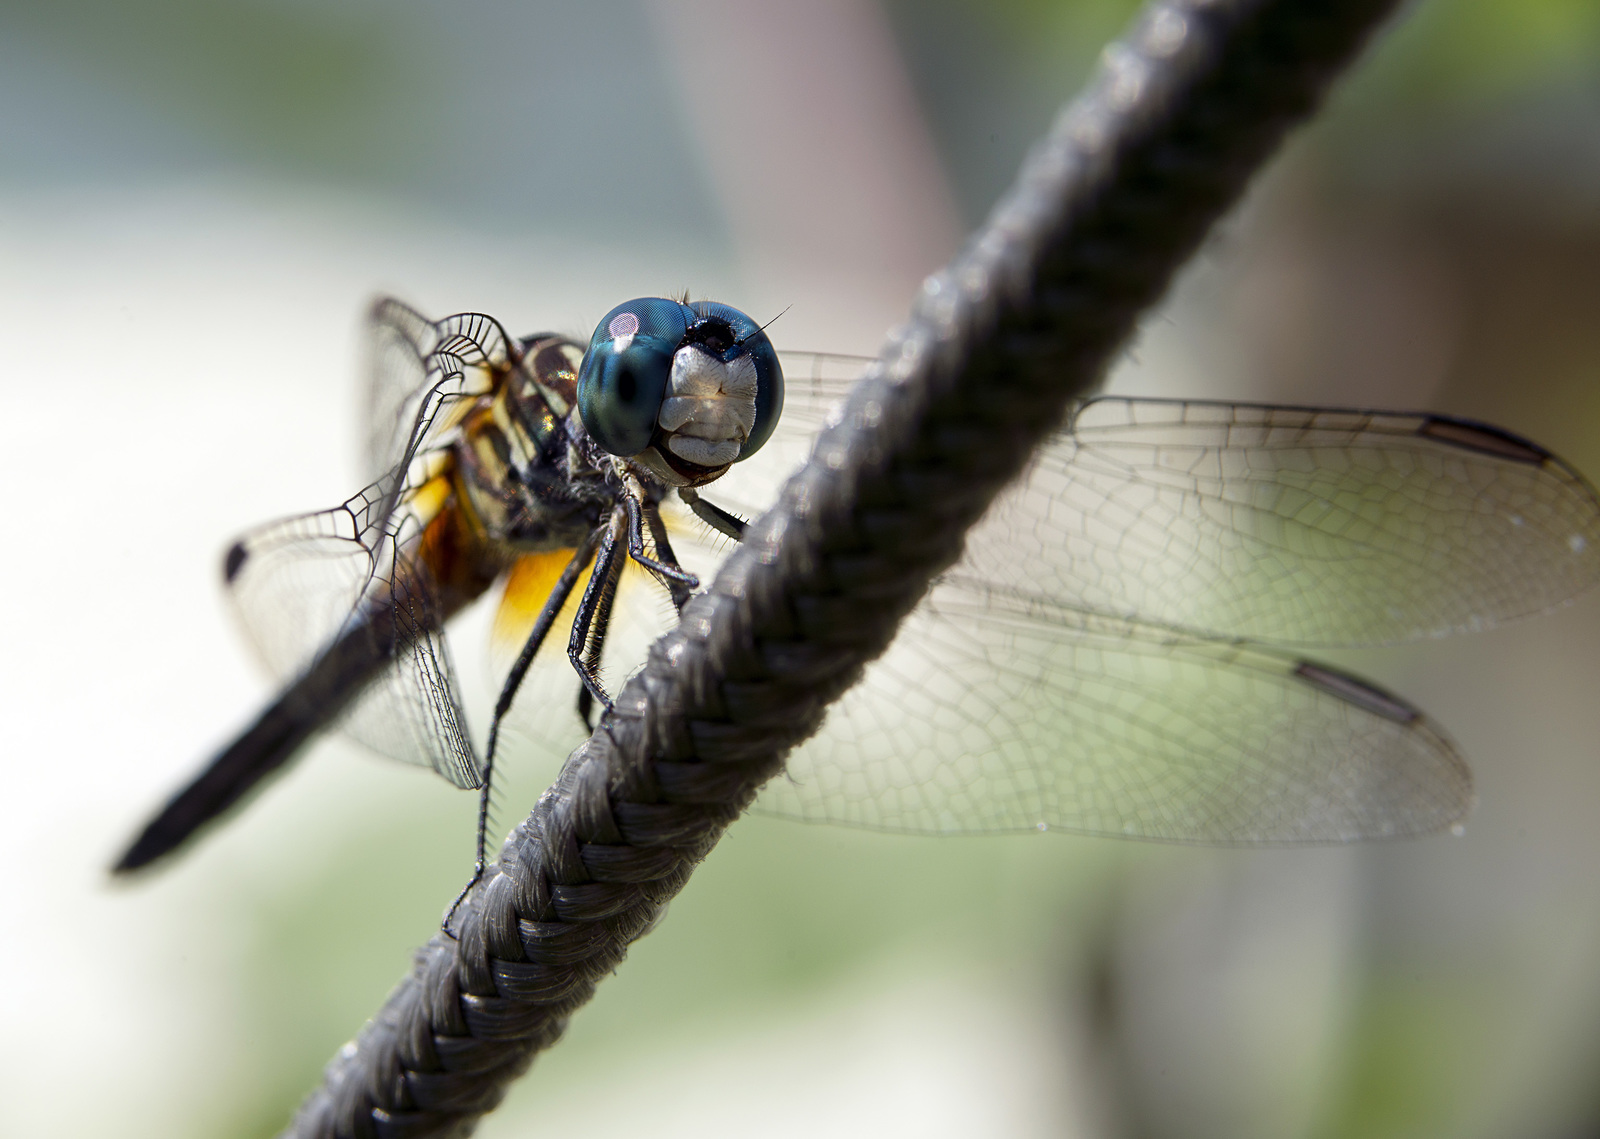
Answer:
619 473 699 589
570 489 735 731
443 528 601 938
640 497 694 611
678 486 747 541
567 506 628 714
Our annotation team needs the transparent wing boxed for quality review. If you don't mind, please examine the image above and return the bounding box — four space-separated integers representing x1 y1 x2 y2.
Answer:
232 298 514 682
775 349 874 421
739 381 1600 646
956 398 1600 647
224 485 481 788
739 388 1597 842
228 324 487 791
336 539 480 789
681 349 870 524
362 297 515 486
761 581 1472 842
223 481 399 683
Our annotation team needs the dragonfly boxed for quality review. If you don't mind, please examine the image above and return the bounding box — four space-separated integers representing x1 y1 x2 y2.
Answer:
111 295 1600 876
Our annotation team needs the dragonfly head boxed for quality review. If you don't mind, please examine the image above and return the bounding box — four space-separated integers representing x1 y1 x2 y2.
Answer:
577 297 783 486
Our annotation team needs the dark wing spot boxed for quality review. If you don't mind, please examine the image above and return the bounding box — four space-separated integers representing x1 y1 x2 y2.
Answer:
223 541 249 583
1294 662 1418 724
1419 417 1548 465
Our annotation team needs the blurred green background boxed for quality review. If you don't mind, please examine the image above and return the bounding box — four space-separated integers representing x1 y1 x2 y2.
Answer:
3 1 1600 1136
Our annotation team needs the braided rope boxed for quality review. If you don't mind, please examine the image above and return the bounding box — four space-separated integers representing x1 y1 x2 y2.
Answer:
285 0 1401 1134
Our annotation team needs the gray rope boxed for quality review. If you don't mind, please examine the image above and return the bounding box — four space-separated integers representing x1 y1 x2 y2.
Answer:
284 0 1401 1134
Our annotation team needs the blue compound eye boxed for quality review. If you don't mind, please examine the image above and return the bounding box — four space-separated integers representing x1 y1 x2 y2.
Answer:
689 301 784 460
577 298 691 457
579 296 785 472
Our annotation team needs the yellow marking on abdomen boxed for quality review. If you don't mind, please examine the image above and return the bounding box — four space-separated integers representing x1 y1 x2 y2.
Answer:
492 549 590 661
490 543 681 673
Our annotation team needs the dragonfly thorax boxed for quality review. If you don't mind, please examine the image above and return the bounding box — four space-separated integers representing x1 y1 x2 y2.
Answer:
452 337 612 554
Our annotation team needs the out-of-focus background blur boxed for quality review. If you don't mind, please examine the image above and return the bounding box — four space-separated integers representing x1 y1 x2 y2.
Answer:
4 1 1600 1136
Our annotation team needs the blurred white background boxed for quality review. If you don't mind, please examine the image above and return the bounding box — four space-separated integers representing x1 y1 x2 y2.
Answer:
3 1 1600 1137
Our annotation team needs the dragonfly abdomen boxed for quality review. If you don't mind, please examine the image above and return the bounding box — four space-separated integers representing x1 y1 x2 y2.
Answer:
112 606 403 873
114 504 500 874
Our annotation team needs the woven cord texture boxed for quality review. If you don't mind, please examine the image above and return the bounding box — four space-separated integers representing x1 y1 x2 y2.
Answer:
285 0 1400 1135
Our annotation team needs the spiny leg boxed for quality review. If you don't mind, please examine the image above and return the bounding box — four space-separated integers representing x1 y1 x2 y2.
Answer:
573 565 620 733
570 485 748 730
618 471 698 589
678 486 747 541
443 528 601 937
573 543 616 733
568 506 628 714
640 497 694 611
573 494 696 731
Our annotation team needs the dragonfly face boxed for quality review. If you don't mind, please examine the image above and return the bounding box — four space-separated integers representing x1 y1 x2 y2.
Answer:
576 297 784 484
111 294 1600 876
